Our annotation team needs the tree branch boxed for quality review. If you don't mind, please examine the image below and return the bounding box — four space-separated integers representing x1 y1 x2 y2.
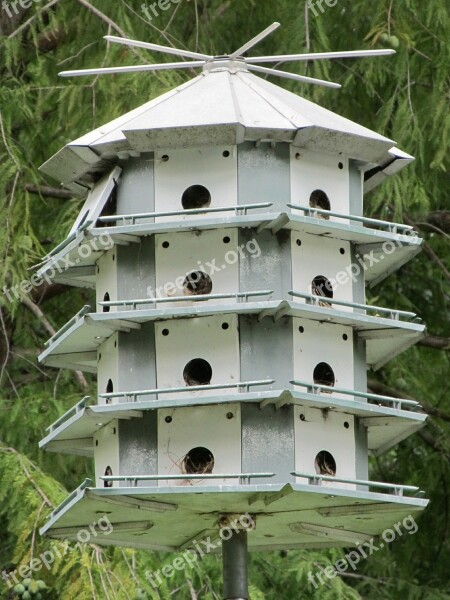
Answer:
32 282 71 305
338 572 390 584
419 335 450 350
403 213 450 283
418 429 449 455
421 239 450 283
5 0 62 41
426 211 450 235
25 184 73 200
368 378 450 423
76 0 128 38
21 296 89 392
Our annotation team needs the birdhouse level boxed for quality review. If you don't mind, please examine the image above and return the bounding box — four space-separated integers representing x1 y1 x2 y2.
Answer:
37 62 428 552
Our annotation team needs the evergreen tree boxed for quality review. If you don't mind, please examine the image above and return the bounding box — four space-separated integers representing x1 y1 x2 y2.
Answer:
1 1 448 597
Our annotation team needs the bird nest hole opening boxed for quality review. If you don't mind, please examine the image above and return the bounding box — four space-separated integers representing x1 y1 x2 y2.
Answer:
104 466 113 487
182 185 211 210
97 187 118 228
105 379 113 404
183 358 213 386
315 451 337 477
311 275 334 307
183 271 213 296
183 447 215 475
313 362 335 391
102 292 111 312
309 189 331 218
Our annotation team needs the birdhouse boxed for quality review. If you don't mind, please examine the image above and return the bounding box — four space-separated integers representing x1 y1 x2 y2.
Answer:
37 28 428 559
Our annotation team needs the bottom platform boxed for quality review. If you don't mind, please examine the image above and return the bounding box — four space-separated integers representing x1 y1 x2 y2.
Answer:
40 481 428 552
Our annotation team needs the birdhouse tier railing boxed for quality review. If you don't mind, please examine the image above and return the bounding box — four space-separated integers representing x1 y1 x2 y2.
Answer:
98 290 274 310
289 292 418 321
99 380 275 402
43 382 423 439
100 473 276 486
287 204 417 235
35 219 93 266
45 395 91 432
290 380 420 410
96 292 419 321
35 203 416 272
48 478 93 520
96 202 274 224
44 305 91 347
32 210 422 287
291 473 420 496
93 204 416 235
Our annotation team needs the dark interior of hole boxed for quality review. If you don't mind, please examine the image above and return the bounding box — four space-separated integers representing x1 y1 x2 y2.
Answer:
104 466 113 487
183 447 214 474
182 185 211 210
183 358 212 386
313 362 335 387
106 379 113 393
309 189 331 214
97 188 117 227
312 275 334 299
183 271 213 296
103 292 111 312
315 451 337 476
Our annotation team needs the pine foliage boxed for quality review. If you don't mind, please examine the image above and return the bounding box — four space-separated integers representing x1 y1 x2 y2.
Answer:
0 1 449 598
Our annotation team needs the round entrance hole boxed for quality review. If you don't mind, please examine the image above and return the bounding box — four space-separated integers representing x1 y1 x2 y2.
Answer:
103 292 111 313
183 358 212 386
311 275 333 307
315 451 336 477
104 466 113 488
183 271 213 296
182 185 211 210
309 189 331 218
105 379 113 405
313 362 335 388
183 447 214 475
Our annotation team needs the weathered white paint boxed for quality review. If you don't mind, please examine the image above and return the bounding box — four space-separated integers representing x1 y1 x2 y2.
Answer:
154 314 239 400
294 406 356 489
97 334 119 405
96 249 118 313
157 404 241 486
154 229 239 306
154 146 238 222
94 420 120 487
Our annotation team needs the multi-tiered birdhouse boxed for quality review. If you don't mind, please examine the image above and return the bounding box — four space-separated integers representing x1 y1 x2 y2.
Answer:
37 35 428 559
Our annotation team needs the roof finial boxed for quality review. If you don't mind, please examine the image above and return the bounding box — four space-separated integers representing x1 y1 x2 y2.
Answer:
58 21 395 90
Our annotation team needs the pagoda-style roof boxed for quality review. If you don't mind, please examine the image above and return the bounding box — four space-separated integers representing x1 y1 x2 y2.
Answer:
40 64 412 190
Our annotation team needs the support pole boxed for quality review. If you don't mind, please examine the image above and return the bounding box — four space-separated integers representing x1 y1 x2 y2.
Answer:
222 530 248 600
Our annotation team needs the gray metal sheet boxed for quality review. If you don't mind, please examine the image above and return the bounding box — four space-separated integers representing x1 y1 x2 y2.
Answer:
40 482 428 552
40 68 406 186
34 212 422 288
119 412 158 488
39 392 425 458
38 303 424 372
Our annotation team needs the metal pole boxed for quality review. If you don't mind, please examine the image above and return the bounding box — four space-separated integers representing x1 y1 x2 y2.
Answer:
222 530 248 600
